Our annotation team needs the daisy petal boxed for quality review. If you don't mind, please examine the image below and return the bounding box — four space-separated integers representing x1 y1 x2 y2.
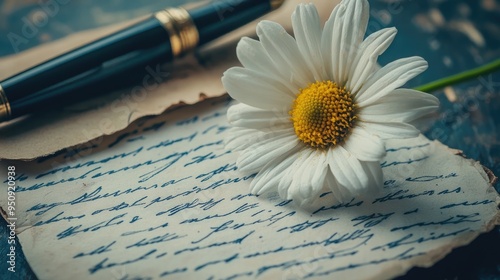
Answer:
338 0 369 84
287 150 317 201
322 0 369 85
320 2 339 79
226 124 294 153
360 88 439 123
308 152 329 197
292 3 325 81
257 20 314 88
250 145 303 195
224 127 256 152
238 131 300 173
359 121 420 139
359 161 383 197
222 67 294 110
347 27 397 94
236 37 277 76
342 127 386 161
227 103 289 130
236 37 299 94
294 151 329 205
356 57 428 106
328 146 370 195
325 170 352 203
278 148 311 199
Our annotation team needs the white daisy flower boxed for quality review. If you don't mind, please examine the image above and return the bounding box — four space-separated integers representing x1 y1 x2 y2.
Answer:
222 0 439 206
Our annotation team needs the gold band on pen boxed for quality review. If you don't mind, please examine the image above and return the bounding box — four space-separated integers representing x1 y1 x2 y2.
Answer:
154 8 199 57
0 84 11 122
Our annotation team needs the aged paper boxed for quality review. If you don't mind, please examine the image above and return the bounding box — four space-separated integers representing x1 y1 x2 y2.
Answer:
0 0 339 160
1 97 498 280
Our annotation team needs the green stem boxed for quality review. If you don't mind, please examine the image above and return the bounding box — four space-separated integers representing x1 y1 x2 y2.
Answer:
414 58 500 93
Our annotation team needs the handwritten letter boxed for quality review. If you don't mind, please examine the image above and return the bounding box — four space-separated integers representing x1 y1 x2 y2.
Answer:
1 97 499 280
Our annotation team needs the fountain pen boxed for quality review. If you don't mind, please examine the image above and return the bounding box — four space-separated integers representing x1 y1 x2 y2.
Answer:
0 0 285 123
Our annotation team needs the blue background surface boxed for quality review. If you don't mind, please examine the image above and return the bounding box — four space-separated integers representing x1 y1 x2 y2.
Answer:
0 0 499 279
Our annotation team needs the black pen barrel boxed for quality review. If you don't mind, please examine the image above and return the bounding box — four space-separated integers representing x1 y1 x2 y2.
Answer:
3 17 172 118
10 44 170 118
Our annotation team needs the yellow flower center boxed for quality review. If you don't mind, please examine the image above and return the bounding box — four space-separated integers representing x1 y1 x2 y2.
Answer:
290 81 357 149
